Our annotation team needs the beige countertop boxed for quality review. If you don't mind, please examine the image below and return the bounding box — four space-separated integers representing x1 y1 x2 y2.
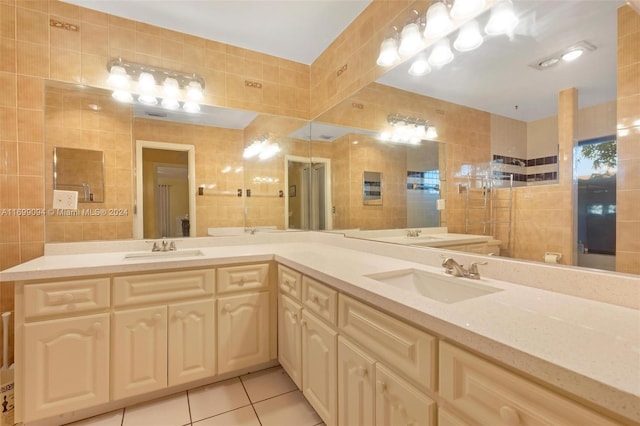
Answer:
2 233 639 422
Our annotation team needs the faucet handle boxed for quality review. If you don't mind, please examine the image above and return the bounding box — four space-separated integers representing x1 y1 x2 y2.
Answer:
468 261 488 278
169 241 176 251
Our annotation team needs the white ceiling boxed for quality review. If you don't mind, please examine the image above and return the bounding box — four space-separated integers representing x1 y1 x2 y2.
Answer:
64 0 623 124
62 0 371 65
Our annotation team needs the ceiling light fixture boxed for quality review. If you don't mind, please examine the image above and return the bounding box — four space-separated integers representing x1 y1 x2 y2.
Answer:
529 41 596 71
106 57 205 112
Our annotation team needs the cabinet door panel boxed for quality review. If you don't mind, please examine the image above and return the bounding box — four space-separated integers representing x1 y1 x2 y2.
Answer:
302 310 337 426
375 364 436 426
168 299 216 386
218 292 270 374
278 293 302 388
112 306 168 400
338 336 375 426
23 313 109 421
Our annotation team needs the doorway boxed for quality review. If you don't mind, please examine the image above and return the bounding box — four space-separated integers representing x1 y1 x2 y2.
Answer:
285 156 332 230
574 135 616 270
135 141 196 239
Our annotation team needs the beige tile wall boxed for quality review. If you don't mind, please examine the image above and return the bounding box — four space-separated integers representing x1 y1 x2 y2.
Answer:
45 85 134 242
616 5 640 274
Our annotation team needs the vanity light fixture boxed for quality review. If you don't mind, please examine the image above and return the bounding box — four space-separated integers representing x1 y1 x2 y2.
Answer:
424 2 454 40
377 26 401 66
106 57 205 112
399 10 425 57
382 113 438 144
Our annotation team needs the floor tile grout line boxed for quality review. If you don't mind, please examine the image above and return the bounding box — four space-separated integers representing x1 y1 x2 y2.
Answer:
186 389 193 425
239 373 264 426
189 402 253 424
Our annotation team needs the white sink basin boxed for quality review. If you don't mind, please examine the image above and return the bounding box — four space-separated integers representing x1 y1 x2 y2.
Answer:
365 268 502 304
124 249 204 259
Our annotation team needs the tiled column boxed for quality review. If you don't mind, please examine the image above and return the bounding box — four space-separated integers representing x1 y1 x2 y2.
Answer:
616 5 640 274
558 88 578 266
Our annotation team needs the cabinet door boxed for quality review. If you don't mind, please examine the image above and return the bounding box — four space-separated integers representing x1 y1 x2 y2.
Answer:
112 306 167 400
302 310 337 426
23 313 109 421
375 364 436 426
168 299 216 386
338 336 375 426
218 292 270 374
278 293 302 388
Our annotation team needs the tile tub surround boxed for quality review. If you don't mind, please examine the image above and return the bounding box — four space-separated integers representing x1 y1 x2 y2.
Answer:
3 231 639 423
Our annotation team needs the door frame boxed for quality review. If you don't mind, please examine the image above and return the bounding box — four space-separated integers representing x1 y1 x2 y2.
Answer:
284 155 332 230
134 140 196 239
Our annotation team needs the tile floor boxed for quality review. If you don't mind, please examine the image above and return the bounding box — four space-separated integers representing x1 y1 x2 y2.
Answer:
66 367 324 426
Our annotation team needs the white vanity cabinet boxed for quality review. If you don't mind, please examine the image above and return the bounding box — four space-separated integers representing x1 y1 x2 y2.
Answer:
439 341 619 426
217 263 273 374
111 269 216 399
277 266 339 426
18 277 111 422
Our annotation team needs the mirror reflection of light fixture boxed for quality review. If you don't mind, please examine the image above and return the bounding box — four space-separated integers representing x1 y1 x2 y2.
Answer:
454 20 483 52
408 54 431 76
106 57 205 112
428 38 454 67
243 135 281 161
484 0 518 35
450 0 486 20
382 113 438 144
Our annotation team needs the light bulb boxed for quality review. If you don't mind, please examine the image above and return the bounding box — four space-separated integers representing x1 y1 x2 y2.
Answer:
426 126 438 139
186 81 204 102
424 2 453 39
161 98 180 110
137 72 157 105
243 141 264 159
485 0 519 35
376 37 400 67
107 65 129 89
258 143 281 160
399 22 424 56
454 20 483 52
182 101 200 113
428 39 454 67
112 90 132 103
163 77 180 98
561 49 584 62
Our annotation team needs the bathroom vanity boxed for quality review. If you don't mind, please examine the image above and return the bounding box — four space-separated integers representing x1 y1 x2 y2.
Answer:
2 232 638 425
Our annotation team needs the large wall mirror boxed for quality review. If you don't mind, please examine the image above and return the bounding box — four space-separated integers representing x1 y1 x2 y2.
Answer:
311 0 626 273
44 80 311 242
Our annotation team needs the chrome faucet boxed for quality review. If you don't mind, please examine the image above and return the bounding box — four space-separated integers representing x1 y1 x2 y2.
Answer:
441 257 487 280
150 239 176 252
406 229 422 237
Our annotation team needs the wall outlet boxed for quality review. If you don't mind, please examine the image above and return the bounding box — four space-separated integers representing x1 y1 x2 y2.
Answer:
53 190 78 209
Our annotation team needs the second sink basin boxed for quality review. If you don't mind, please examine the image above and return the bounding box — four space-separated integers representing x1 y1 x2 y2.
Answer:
365 268 502 304
124 249 204 259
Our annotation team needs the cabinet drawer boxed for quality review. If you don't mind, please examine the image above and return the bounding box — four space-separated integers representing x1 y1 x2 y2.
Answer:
278 265 302 301
338 294 436 392
218 263 269 294
24 277 110 318
439 341 618 426
302 276 337 325
113 269 214 307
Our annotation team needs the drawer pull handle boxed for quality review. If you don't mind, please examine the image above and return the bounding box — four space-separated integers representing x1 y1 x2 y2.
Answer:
499 405 521 425
376 380 387 393
291 313 298 323
63 293 74 303
153 313 162 321
174 310 185 320
223 304 232 313
300 319 307 327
